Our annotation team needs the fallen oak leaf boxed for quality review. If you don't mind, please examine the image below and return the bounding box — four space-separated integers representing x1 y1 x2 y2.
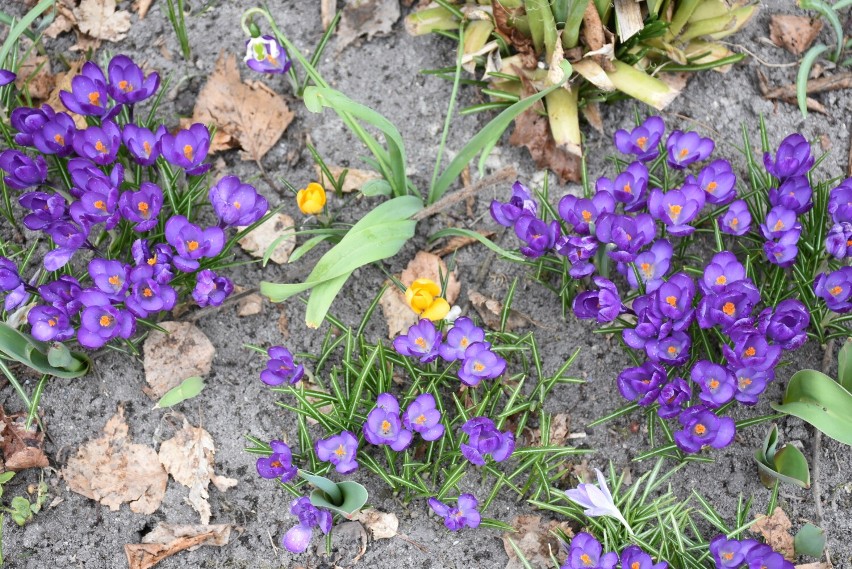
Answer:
125 523 231 569
63 405 167 514
0 408 49 471
352 508 398 540
158 419 238 525
751 507 795 561
143 322 215 400
73 0 132 42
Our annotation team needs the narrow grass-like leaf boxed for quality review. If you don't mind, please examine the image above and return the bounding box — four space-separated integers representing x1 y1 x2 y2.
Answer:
797 44 829 118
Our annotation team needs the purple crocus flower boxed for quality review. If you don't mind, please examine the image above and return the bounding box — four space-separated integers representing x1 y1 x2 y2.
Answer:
556 234 598 278
118 182 163 232
719 199 751 236
690 159 736 205
19 191 67 230
722 330 781 372
0 257 23 300
244 35 292 74
363 393 412 451
764 133 813 180
0 150 48 190
700 251 746 294
620 546 668 569
626 239 672 292
596 161 649 212
648 183 705 236
59 61 112 117
10 105 55 147
0 69 15 86
656 272 696 321
77 289 136 349
315 431 358 474
256 440 297 483
122 124 160 166
39 275 83 314
646 330 691 366
764 228 801 268
826 222 852 259
72 121 121 165
657 378 691 419
614 116 664 162
760 207 798 240
457 342 507 386
107 54 159 104
558 190 615 235
460 417 514 465
673 405 735 453
595 213 656 262
769 176 812 214
88 258 130 300
438 317 484 362
131 239 174 284
757 299 809 350
393 319 441 363
666 130 714 169
709 536 752 569
745 550 794 569
191 269 234 307
696 280 760 331
125 278 177 318
27 305 75 342
68 158 124 197
402 393 444 441
828 178 852 223
573 277 622 323
259 345 304 386
691 360 736 408
814 267 852 313
70 176 121 230
491 181 537 227
44 220 88 271
563 532 618 569
732 367 772 405
32 111 75 156
514 215 560 258
164 215 225 272
428 493 480 531
208 175 268 226
622 294 667 351
617 362 666 406
159 123 211 176
282 497 332 554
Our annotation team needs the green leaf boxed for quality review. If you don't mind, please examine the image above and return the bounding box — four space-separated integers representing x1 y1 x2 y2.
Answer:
797 44 829 118
10 496 32 526
310 480 369 518
299 470 343 504
288 235 329 265
838 340 852 393
46 342 73 368
756 443 811 489
0 323 90 379
360 179 392 197
0 0 55 68
154 376 206 409
772 369 852 446
0 472 14 485
794 523 826 558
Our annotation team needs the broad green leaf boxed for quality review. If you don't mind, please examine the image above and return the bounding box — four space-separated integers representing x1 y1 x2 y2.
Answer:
360 179 392 197
772 369 852 446
794 523 826 558
154 376 206 409
838 340 852 393
46 342 73 368
0 472 14 485
0 323 90 379
288 235 329 265
754 443 811 489
309 480 368 518
10 496 31 526
299 470 343 504
305 271 352 329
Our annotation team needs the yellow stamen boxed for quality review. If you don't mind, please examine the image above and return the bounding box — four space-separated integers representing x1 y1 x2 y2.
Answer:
581 210 592 222
234 201 241 209
48 318 57 327
744 347 756 357
473 362 485 372
94 200 107 211
640 262 653 278
739 377 752 389
99 315 112 327
88 92 101 106
108 275 121 286
95 140 107 153
334 444 346 457
715 275 727 285
270 460 282 468
679 148 689 158
668 204 682 219
118 80 133 92
187 240 199 252
706 181 718 193
459 337 469 348
709 379 720 389
143 288 153 298
183 144 194 161
147 255 157 266
694 424 707 435
773 219 784 232
142 141 152 156
54 133 65 145
722 302 735 316
730 217 739 227
665 295 677 307
636 136 648 150
414 337 426 349
415 414 427 425
830 285 843 296
667 346 677 354
623 182 632 194
138 202 149 217
380 420 391 434
580 554 593 566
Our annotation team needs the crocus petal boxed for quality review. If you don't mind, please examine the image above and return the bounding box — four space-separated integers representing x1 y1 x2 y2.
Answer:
282 524 313 553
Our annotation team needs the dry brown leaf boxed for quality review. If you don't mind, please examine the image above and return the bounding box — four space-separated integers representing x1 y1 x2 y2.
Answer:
321 0 337 30
45 59 88 129
236 293 263 317
430 231 495 257
314 164 382 193
15 52 55 101
158 420 238 525
468 290 530 331
491 1 536 68
44 1 77 38
571 459 595 483
63 406 167 514
143 322 215 399
379 251 460 338
73 0 132 42
769 15 823 56
502 515 572 569
337 0 400 50
277 308 290 339
125 523 231 569
133 0 155 19
0 408 49 471
751 507 795 560
190 53 294 161
795 563 833 569
524 414 571 448
352 509 398 540
237 212 296 264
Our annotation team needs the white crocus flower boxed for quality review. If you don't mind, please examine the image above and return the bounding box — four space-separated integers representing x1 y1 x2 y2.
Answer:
565 468 632 533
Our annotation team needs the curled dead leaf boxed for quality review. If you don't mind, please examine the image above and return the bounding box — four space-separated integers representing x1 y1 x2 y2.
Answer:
15 52 55 101
237 212 296 264
143 322 215 399
125 523 231 569
0 408 49 471
73 0 132 42
352 508 399 540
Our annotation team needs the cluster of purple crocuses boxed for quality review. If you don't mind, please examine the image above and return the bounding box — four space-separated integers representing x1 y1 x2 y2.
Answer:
709 535 794 569
490 117 845 454
0 55 269 349
561 533 667 569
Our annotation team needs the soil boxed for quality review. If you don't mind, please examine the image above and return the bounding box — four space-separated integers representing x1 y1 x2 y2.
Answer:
2 1 851 568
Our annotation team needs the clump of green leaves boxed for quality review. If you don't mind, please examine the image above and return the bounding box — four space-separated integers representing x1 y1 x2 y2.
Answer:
754 424 810 489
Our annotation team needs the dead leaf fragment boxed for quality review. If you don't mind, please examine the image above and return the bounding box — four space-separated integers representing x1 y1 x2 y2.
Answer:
190 53 294 161
502 515 572 569
315 164 382 193
468 290 530 331
769 15 823 56
321 0 337 30
63 406 167 514
15 52 55 101
133 0 155 19
751 507 794 561
795 563 833 569
74 0 132 42
337 0 400 50
0 408 49 471
430 231 495 258
352 509 398 540
158 420 238 525
379 251 460 338
236 293 263 317
143 322 215 399
237 212 296 264
125 523 231 569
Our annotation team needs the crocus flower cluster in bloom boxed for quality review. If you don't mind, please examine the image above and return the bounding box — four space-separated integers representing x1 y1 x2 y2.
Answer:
490 117 827 454
560 533 668 569
709 536 793 569
0 55 270 350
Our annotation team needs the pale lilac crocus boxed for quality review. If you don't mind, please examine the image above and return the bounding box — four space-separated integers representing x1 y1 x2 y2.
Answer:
565 468 631 532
